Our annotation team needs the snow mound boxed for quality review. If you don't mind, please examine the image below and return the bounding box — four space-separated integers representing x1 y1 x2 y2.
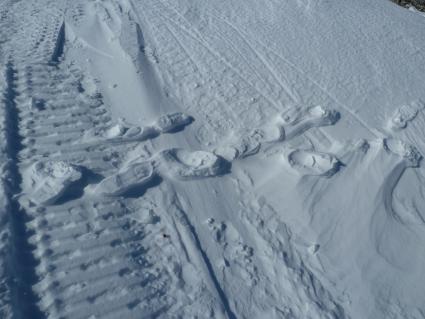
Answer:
92 161 155 197
28 161 82 205
287 150 341 176
156 149 228 180
383 138 422 167
153 112 193 133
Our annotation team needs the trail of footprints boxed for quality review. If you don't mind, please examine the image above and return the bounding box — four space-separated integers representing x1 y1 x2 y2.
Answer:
15 72 424 317
24 103 343 206
1 2 423 318
14 69 346 317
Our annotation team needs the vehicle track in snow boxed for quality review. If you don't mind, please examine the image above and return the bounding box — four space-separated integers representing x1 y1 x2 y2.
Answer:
0 1 234 317
2 0 424 318
12 49 174 319
132 0 288 144
0 68 11 319
157 0 301 104
1 60 45 318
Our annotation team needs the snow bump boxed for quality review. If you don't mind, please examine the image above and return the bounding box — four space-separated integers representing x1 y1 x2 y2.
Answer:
27 161 82 205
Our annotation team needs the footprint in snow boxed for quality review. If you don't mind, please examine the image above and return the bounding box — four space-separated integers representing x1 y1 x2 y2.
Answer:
279 104 340 140
91 161 156 197
214 105 339 161
91 148 230 198
155 148 230 180
387 100 424 131
80 112 193 144
24 161 83 205
287 149 342 177
383 138 422 167
153 112 193 134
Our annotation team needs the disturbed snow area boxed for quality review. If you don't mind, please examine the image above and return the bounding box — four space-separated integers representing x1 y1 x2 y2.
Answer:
1 0 425 318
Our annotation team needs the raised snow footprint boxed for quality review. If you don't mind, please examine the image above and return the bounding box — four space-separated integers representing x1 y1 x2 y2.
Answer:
214 132 262 161
81 119 157 144
81 112 193 144
287 150 341 176
281 105 340 140
387 100 424 131
93 161 156 197
213 105 338 161
383 138 422 167
156 149 229 180
153 112 193 133
214 125 285 161
25 161 82 205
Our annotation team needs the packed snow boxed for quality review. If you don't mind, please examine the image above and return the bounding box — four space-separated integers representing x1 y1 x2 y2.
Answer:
24 161 82 205
1 0 425 318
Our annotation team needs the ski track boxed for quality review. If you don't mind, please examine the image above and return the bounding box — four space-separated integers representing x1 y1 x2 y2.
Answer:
0 0 424 318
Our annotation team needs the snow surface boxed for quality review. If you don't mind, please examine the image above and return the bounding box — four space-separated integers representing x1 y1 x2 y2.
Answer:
1 0 425 318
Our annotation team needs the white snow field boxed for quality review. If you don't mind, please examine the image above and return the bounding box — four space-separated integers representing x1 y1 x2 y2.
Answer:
1 0 425 318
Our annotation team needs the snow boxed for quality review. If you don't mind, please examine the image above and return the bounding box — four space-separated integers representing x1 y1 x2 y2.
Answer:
91 161 155 197
387 100 425 131
155 148 229 180
81 112 192 144
24 161 83 205
153 112 193 133
1 0 425 318
287 149 341 176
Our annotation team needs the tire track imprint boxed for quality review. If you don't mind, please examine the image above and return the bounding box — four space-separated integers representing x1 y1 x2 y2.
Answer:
2 61 44 319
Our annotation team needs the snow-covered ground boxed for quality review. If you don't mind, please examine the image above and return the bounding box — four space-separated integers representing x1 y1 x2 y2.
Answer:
1 0 425 318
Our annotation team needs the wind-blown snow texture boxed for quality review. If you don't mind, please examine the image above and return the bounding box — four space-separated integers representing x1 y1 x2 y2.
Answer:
0 0 425 318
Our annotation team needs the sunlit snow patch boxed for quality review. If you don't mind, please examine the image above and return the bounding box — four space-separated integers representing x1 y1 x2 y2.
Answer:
28 161 82 205
287 150 341 176
93 161 155 197
156 149 228 180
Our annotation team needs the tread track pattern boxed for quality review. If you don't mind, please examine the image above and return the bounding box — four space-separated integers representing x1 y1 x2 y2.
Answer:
0 1 220 318
0 0 354 318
